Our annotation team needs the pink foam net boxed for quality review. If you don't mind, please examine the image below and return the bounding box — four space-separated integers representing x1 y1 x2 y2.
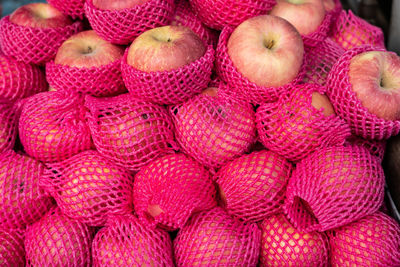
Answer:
18 91 93 163
327 212 400 267
345 135 386 162
326 45 400 140
302 8 333 48
216 26 307 104
92 214 174 266
188 0 276 30
330 10 385 50
0 150 54 230
0 16 83 65
0 101 18 154
0 228 25 267
174 206 261 266
256 83 351 162
215 150 292 223
47 0 86 19
260 213 329 267
133 153 217 231
25 208 93 267
85 93 176 172
84 0 175 45
284 145 385 232
121 44 214 105
0 55 47 101
46 58 126 97
41 150 134 227
169 83 256 170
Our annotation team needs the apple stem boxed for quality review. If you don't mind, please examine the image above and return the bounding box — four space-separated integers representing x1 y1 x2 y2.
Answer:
264 39 275 50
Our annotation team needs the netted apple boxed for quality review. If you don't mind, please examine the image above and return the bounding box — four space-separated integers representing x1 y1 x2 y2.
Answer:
0 228 25 267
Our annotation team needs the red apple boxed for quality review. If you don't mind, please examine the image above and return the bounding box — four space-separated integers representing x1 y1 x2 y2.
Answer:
227 15 304 88
348 51 400 121
127 25 206 72
92 0 150 10
270 0 326 35
322 0 335 11
54 30 124 68
9 3 72 28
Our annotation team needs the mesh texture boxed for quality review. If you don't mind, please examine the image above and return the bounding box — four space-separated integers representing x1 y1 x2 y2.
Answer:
345 135 386 162
0 228 25 267
47 0 85 19
0 101 18 154
302 8 333 48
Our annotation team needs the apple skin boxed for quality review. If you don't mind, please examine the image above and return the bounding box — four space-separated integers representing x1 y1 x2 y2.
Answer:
348 51 400 121
311 91 335 116
9 3 72 29
227 15 304 88
54 30 124 68
270 0 326 35
127 25 206 72
92 0 150 10
322 0 335 11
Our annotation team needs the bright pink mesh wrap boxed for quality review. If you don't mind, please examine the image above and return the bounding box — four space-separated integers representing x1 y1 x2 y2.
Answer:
47 0 85 19
0 228 25 267
19 91 92 163
0 16 83 65
327 212 400 267
0 101 18 154
188 0 276 30
174 207 261 266
346 135 387 162
256 84 351 162
216 26 307 104
284 145 385 232
85 93 176 172
0 55 47 101
215 150 292 223
46 59 126 97
121 45 214 105
92 214 174 266
330 10 385 50
326 45 400 140
133 153 216 230
41 150 134 227
302 9 333 48
25 208 93 267
169 84 256 170
84 0 175 45
260 213 329 267
0 150 54 230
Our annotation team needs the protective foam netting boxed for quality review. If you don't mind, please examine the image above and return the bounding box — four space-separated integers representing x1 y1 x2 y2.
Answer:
0 228 25 267
216 25 307 104
47 0 86 19
18 91 92 163
25 208 93 267
0 55 47 101
284 145 385 232
169 84 256 170
133 153 216 230
174 206 261 266
0 101 18 154
85 93 176 172
330 10 385 50
92 214 174 266
46 58 126 97
326 45 400 140
188 0 276 30
0 150 54 230
121 44 214 105
259 213 329 267
41 150 134 227
303 38 345 86
345 135 387 162
0 16 83 65
215 150 292 223
84 0 175 45
301 6 333 48
256 83 351 162
327 212 400 267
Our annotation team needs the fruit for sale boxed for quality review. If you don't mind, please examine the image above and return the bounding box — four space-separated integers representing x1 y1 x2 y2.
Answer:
260 213 329 266
93 0 150 10
47 0 86 19
92 214 174 266
346 135 387 162
133 153 216 230
174 207 261 266
0 228 25 267
0 101 18 154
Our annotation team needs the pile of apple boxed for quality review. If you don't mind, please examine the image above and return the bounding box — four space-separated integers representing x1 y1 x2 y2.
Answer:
1 0 400 266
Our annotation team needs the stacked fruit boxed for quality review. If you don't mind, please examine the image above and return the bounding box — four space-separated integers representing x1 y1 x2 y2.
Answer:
0 0 399 266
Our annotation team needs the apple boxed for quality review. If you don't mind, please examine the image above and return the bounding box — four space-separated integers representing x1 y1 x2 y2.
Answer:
348 51 400 121
127 25 206 72
322 0 335 11
260 213 329 266
54 30 124 68
0 103 17 154
47 0 86 19
0 228 25 267
227 15 304 88
9 3 72 28
92 0 150 10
